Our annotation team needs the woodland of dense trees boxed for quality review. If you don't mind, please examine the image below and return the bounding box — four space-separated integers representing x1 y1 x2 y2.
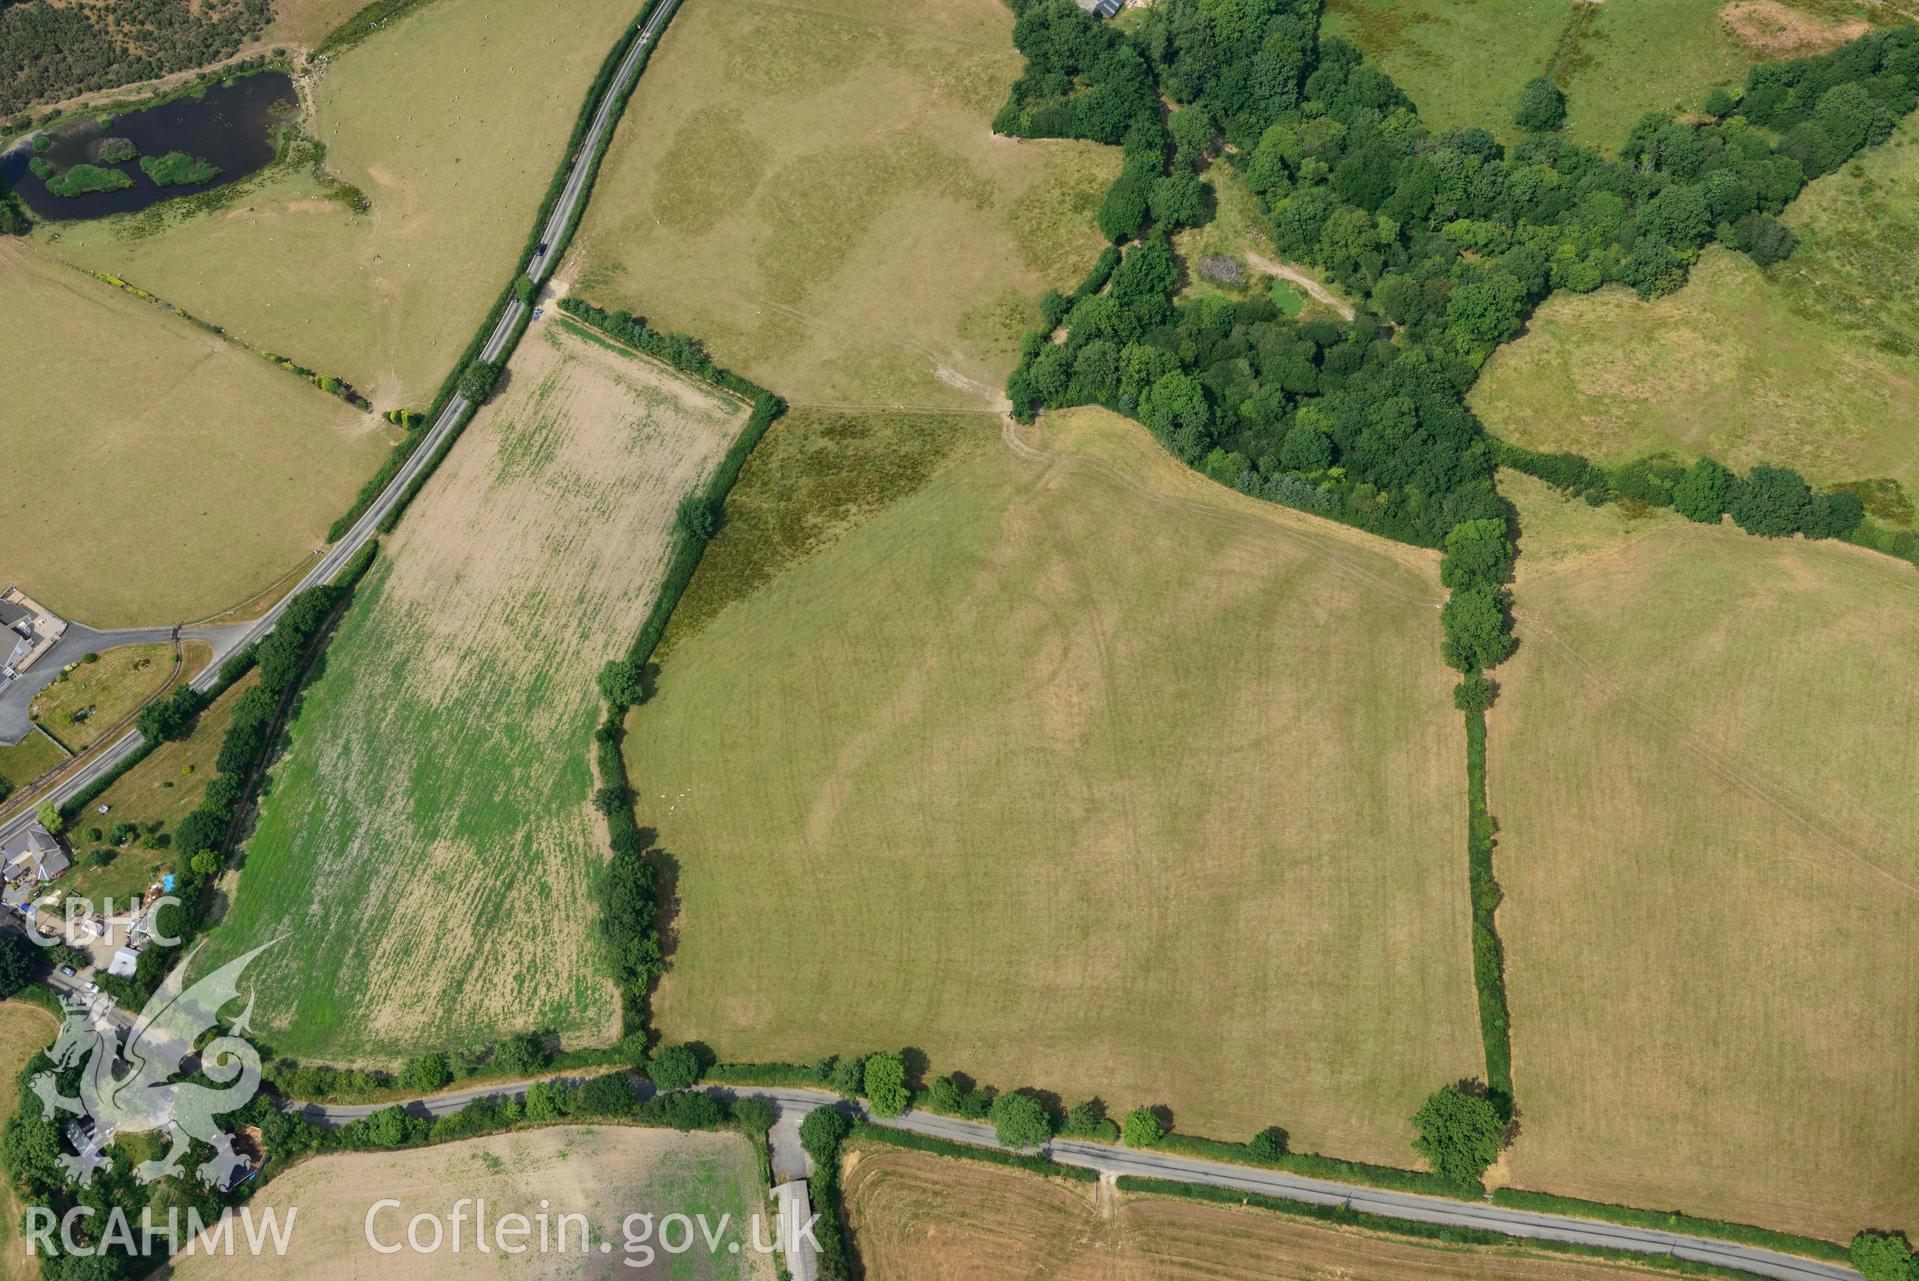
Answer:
0 0 271 118
1001 0 1915 570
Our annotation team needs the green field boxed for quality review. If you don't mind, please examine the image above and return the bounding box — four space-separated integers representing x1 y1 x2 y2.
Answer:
1491 473 1919 1241
1 241 395 625
27 644 177 753
1475 123 1919 521
43 0 642 411
200 321 747 1065
567 0 1118 409
1326 0 1878 150
632 405 1481 1164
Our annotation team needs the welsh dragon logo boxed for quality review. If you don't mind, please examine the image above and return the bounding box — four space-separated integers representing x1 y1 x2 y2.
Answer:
32 940 278 1188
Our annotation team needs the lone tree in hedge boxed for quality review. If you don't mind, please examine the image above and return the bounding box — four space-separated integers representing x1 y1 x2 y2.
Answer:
1121 1106 1163 1148
598 659 645 708
1410 1084 1505 1188
402 1051 453 1094
799 1104 850 1166
459 360 503 404
675 494 719 541
862 1050 910 1118
1249 1125 1288 1160
1513 77 1567 133
989 1091 1054 1149
1672 457 1732 524
493 1031 549 1076
1850 1231 1917 1281
648 1042 702 1092
1440 585 1516 673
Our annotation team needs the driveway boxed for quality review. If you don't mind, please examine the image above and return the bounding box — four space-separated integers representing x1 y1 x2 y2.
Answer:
0 621 251 747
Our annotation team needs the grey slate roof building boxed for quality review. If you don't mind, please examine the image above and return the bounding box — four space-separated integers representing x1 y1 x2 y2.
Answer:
2 823 69 884
1073 0 1123 18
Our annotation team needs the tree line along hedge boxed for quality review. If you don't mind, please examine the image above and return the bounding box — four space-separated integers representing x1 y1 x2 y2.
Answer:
98 542 378 1010
558 296 787 1045
990 0 1913 1147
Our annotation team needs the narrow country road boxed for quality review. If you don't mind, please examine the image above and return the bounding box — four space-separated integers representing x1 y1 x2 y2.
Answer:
283 1077 1858 1281
0 621 249 746
0 0 681 845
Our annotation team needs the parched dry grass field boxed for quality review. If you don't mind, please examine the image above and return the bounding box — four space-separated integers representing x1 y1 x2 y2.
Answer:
633 405 1480 1163
1326 0 1879 150
845 1146 1675 1280
1474 125 1919 519
44 0 642 411
0 241 395 626
1491 472 1919 1241
565 0 1118 409
0 1003 57 1281
170 1126 773 1281
200 320 747 1064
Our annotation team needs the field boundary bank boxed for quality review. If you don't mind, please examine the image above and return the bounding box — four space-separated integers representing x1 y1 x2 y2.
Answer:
66 264 376 412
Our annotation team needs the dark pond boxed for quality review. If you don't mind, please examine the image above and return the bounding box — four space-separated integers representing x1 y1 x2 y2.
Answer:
0 72 296 221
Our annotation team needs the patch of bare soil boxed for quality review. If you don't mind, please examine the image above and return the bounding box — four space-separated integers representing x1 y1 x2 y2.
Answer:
1720 1 1867 57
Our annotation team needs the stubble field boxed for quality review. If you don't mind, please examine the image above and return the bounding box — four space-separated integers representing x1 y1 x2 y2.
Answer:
845 1147 1673 1280
565 0 1118 409
44 0 643 410
1474 124 1919 519
1491 473 1919 1240
200 320 746 1065
631 405 1481 1163
170 1126 773 1281
1 241 394 625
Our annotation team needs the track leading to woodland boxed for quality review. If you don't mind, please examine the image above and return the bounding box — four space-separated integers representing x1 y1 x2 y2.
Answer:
0 0 682 847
